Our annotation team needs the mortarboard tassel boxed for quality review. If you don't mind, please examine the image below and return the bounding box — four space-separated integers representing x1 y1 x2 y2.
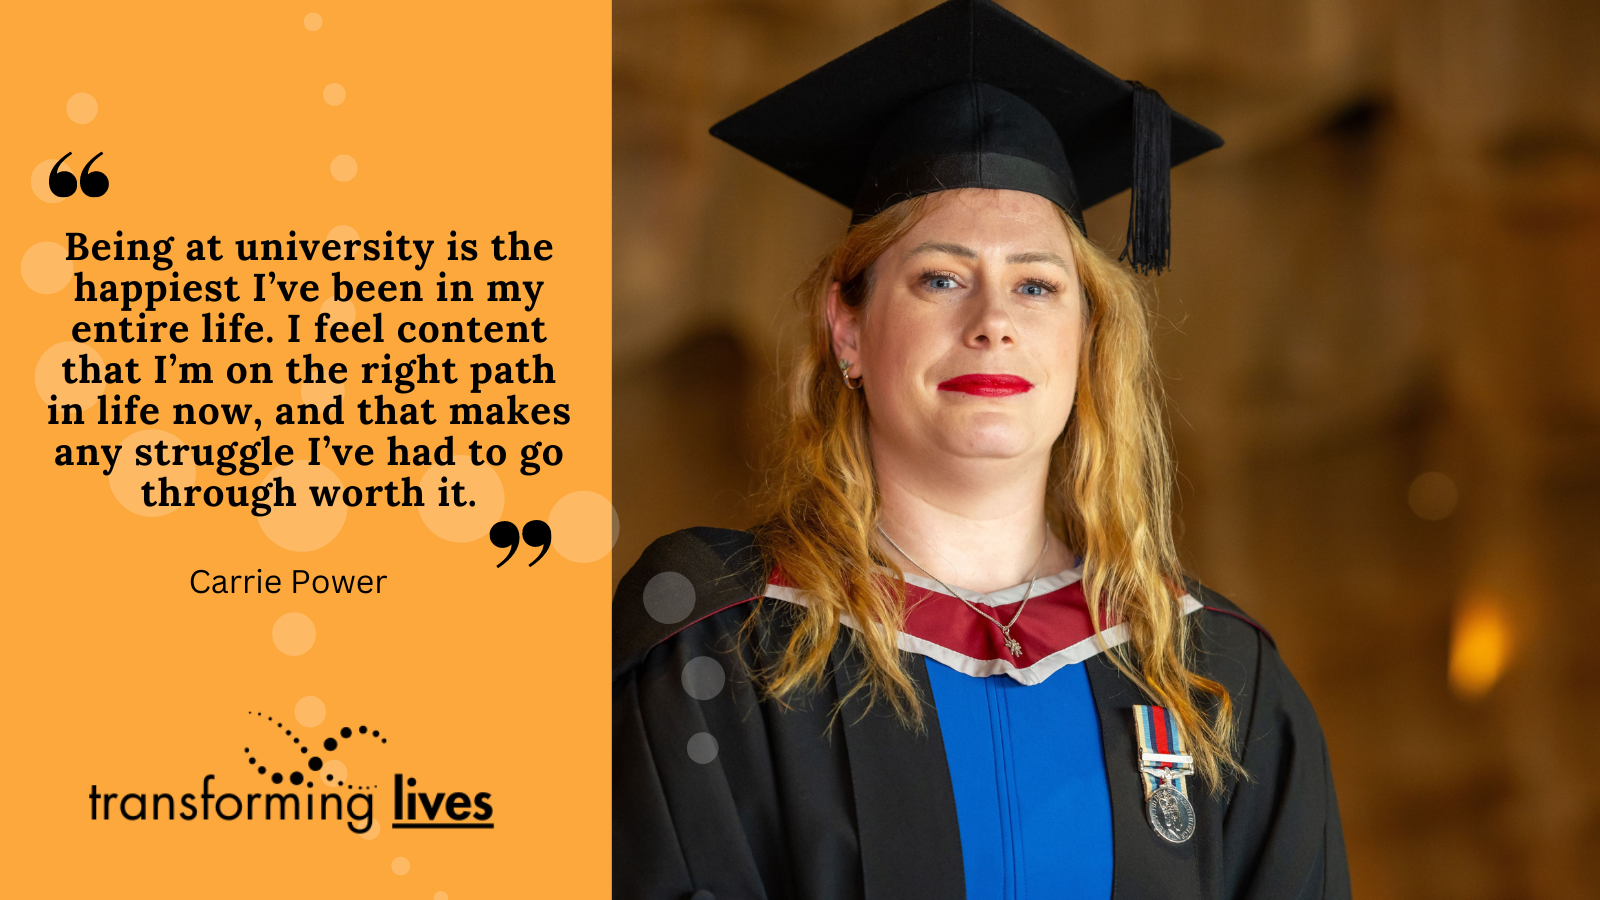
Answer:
1120 82 1173 275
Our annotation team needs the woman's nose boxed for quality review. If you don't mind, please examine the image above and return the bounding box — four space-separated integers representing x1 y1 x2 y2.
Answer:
965 278 1017 348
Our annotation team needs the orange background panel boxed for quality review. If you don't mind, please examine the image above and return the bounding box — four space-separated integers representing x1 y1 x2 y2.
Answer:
1 3 612 896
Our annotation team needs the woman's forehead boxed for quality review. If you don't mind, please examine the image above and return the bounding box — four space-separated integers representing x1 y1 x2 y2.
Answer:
893 189 1074 259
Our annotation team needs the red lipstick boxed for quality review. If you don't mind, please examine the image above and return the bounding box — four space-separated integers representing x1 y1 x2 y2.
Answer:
937 374 1034 397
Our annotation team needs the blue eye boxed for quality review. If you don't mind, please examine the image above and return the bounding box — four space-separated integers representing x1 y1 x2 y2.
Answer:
926 274 959 290
1018 281 1055 297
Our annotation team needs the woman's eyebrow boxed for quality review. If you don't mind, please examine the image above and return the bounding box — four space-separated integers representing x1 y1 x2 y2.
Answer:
1006 250 1071 270
904 242 1071 272
905 240 977 260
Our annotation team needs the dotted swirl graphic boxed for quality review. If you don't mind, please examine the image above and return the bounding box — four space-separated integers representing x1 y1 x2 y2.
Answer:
246 710 386 789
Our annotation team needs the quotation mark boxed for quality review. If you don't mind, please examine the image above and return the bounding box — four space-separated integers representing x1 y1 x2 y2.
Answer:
50 151 110 198
490 519 552 568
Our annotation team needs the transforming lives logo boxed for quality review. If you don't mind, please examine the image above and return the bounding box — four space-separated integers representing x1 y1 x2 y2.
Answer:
87 712 493 834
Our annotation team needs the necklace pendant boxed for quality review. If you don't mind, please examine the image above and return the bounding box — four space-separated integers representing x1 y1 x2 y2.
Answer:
1003 634 1023 657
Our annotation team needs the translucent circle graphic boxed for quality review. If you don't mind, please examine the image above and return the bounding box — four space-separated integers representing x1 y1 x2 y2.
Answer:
316 291 361 330
392 857 410 875
31 159 67 203
35 341 102 407
66 93 98 124
272 612 317 656
330 155 358 182
644 571 696 624
323 83 346 105
549 490 619 563
299 377 343 410
325 758 349 785
304 12 323 31
1408 472 1459 521
21 242 71 293
294 695 327 727
682 656 726 700
257 462 346 551
419 464 504 542
326 224 359 243
687 732 718 764
107 429 193 517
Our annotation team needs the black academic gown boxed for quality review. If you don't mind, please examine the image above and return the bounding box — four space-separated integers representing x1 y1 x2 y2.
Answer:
613 527 1351 900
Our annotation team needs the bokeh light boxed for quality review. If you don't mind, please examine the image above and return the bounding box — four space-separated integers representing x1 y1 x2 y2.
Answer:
1449 593 1513 699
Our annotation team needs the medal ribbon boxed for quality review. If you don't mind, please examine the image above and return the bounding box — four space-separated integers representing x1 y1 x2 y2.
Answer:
1131 704 1191 801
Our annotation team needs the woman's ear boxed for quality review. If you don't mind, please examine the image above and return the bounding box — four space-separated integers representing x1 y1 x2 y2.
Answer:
825 281 861 362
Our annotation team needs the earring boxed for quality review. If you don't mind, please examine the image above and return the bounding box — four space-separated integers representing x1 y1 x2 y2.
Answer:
839 358 862 390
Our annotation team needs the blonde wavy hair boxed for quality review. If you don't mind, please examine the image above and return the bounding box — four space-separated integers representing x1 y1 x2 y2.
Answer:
747 191 1238 786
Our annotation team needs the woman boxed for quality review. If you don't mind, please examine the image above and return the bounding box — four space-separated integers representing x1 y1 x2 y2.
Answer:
614 2 1349 898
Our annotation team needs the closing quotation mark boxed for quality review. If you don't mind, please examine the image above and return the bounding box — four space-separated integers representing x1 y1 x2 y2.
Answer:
490 519 553 568
50 151 110 198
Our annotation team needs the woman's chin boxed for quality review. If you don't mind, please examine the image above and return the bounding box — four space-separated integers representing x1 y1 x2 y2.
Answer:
928 409 1049 458
931 421 1043 461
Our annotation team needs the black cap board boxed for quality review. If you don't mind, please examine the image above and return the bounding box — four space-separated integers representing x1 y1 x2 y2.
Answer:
708 0 1223 273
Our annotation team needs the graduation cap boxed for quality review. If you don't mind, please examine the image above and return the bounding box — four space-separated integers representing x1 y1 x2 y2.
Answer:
709 0 1223 274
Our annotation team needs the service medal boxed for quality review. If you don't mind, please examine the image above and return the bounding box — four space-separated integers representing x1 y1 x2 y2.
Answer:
1146 783 1197 843
1132 704 1197 844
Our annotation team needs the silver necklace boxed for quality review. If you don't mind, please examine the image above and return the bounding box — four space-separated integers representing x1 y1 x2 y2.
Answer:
875 523 1051 658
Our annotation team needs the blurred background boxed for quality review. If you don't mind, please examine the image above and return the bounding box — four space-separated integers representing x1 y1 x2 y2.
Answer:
613 0 1600 896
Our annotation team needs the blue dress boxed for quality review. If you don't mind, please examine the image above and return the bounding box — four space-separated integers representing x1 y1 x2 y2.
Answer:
925 657 1115 900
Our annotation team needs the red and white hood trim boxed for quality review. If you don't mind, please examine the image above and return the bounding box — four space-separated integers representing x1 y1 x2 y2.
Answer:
764 568 1200 686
